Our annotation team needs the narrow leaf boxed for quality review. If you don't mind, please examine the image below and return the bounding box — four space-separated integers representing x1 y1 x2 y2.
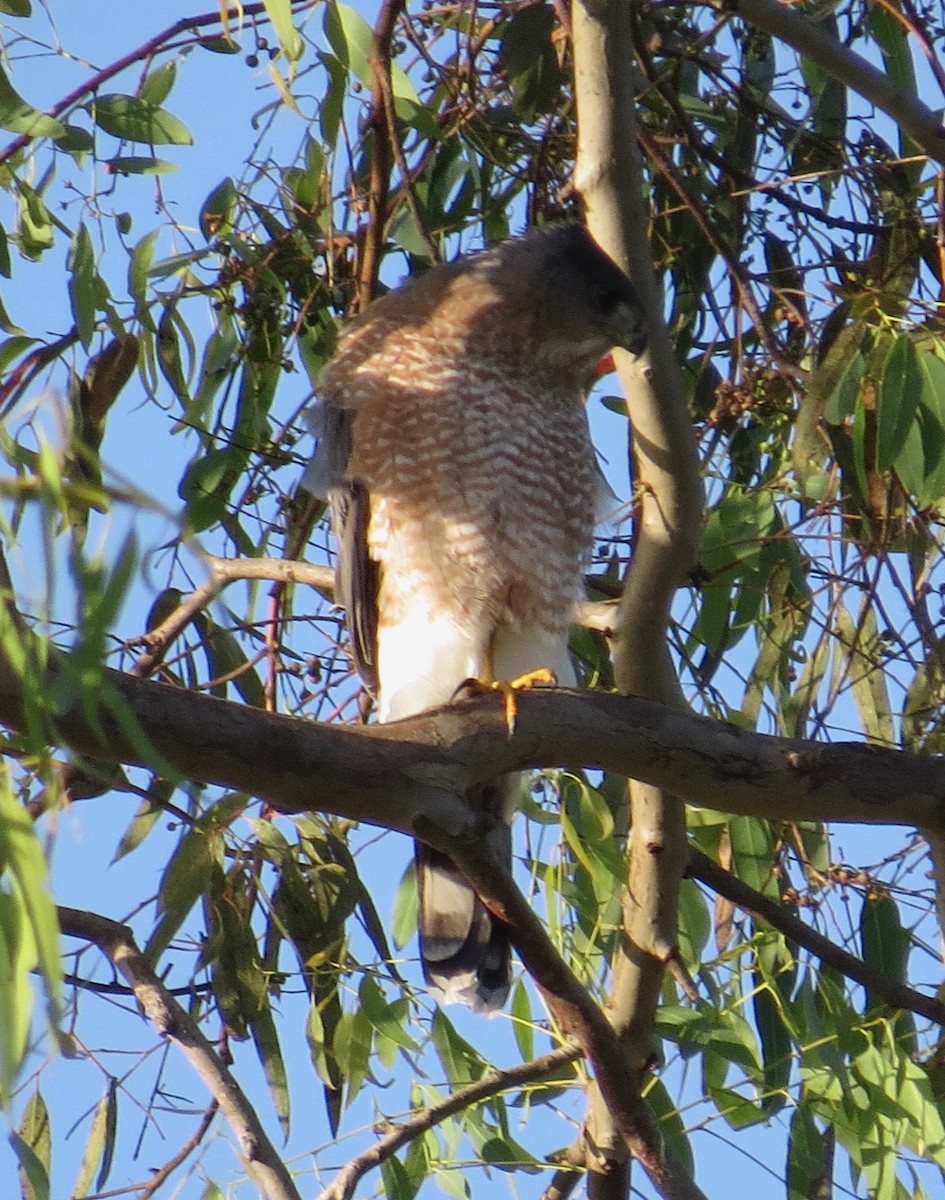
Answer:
876 334 919 472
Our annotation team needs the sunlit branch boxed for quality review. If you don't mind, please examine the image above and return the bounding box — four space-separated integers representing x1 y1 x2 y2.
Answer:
128 554 334 677
573 0 702 1185
730 0 945 165
2 654 944 839
57 907 302 1200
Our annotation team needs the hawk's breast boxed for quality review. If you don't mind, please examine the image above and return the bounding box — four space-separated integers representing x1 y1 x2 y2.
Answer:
344 341 598 635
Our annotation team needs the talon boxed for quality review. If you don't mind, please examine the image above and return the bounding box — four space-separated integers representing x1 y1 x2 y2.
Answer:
452 669 557 734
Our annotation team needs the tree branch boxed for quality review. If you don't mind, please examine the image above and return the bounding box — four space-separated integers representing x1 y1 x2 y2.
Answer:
317 1043 582 1200
356 0 409 309
573 0 703 1182
0 2 319 168
57 907 302 1200
1 650 943 833
427 829 708 1200
731 0 945 165
127 550 613 678
688 848 945 1025
129 554 334 677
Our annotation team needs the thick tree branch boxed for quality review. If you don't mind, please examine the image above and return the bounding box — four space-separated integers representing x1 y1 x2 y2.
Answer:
731 0 945 165
1 653 944 833
57 907 301 1200
573 0 703 1182
688 848 945 1025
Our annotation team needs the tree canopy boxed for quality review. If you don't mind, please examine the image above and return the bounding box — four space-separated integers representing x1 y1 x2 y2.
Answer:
2 2 945 1199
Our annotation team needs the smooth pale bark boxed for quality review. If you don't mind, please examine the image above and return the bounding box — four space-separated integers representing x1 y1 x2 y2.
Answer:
573 0 704 1181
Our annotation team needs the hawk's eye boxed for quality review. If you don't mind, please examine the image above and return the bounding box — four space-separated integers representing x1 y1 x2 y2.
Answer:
591 285 624 314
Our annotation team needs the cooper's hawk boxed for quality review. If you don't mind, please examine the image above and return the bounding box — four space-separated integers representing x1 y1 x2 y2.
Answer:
306 224 646 1011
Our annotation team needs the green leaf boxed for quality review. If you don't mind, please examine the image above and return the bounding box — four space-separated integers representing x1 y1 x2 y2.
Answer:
708 1084 767 1129
10 1131 48 1200
510 979 534 1062
390 862 417 950
251 1004 290 1137
497 5 566 121
822 345 865 425
359 974 420 1053
835 602 895 747
324 2 418 104
92 95 193 145
55 123 94 158
0 65 64 138
642 1076 694 1179
199 35 241 54
728 815 777 898
96 1077 117 1191
0 1 31 15
16 1091 50 1200
72 1080 116 1197
106 156 180 176
200 177 238 241
915 349 945 504
677 876 710 970
145 824 221 961
15 183 54 260
876 334 919 472
0 772 62 1102
752 980 791 1113
380 1154 418 1200
331 1005 373 1106
0 893 32 1102
67 224 98 347
431 1009 487 1086
860 892 910 1000
787 1106 831 1200
433 1168 470 1200
139 62 177 108
112 778 173 862
264 0 304 61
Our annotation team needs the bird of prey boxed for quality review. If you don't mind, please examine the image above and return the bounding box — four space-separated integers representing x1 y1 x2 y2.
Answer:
305 224 646 1012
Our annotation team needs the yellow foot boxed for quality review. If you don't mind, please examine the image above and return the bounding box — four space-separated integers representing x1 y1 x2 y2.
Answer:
457 669 557 735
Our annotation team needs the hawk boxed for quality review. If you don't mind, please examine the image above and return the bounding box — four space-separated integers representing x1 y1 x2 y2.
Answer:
306 224 646 1011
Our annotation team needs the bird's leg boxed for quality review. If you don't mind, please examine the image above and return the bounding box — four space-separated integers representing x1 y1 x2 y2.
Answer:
455 669 557 735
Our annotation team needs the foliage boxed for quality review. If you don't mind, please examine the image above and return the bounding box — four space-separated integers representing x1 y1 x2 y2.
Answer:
0 1 944 1198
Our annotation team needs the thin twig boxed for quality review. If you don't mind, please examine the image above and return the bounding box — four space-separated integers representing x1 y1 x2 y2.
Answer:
0 2 318 168
129 551 612 678
356 0 409 310
129 555 333 677
688 847 945 1025
317 1043 582 1200
136 1101 218 1199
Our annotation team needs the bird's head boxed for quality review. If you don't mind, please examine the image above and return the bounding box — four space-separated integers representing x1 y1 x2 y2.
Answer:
475 224 648 375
